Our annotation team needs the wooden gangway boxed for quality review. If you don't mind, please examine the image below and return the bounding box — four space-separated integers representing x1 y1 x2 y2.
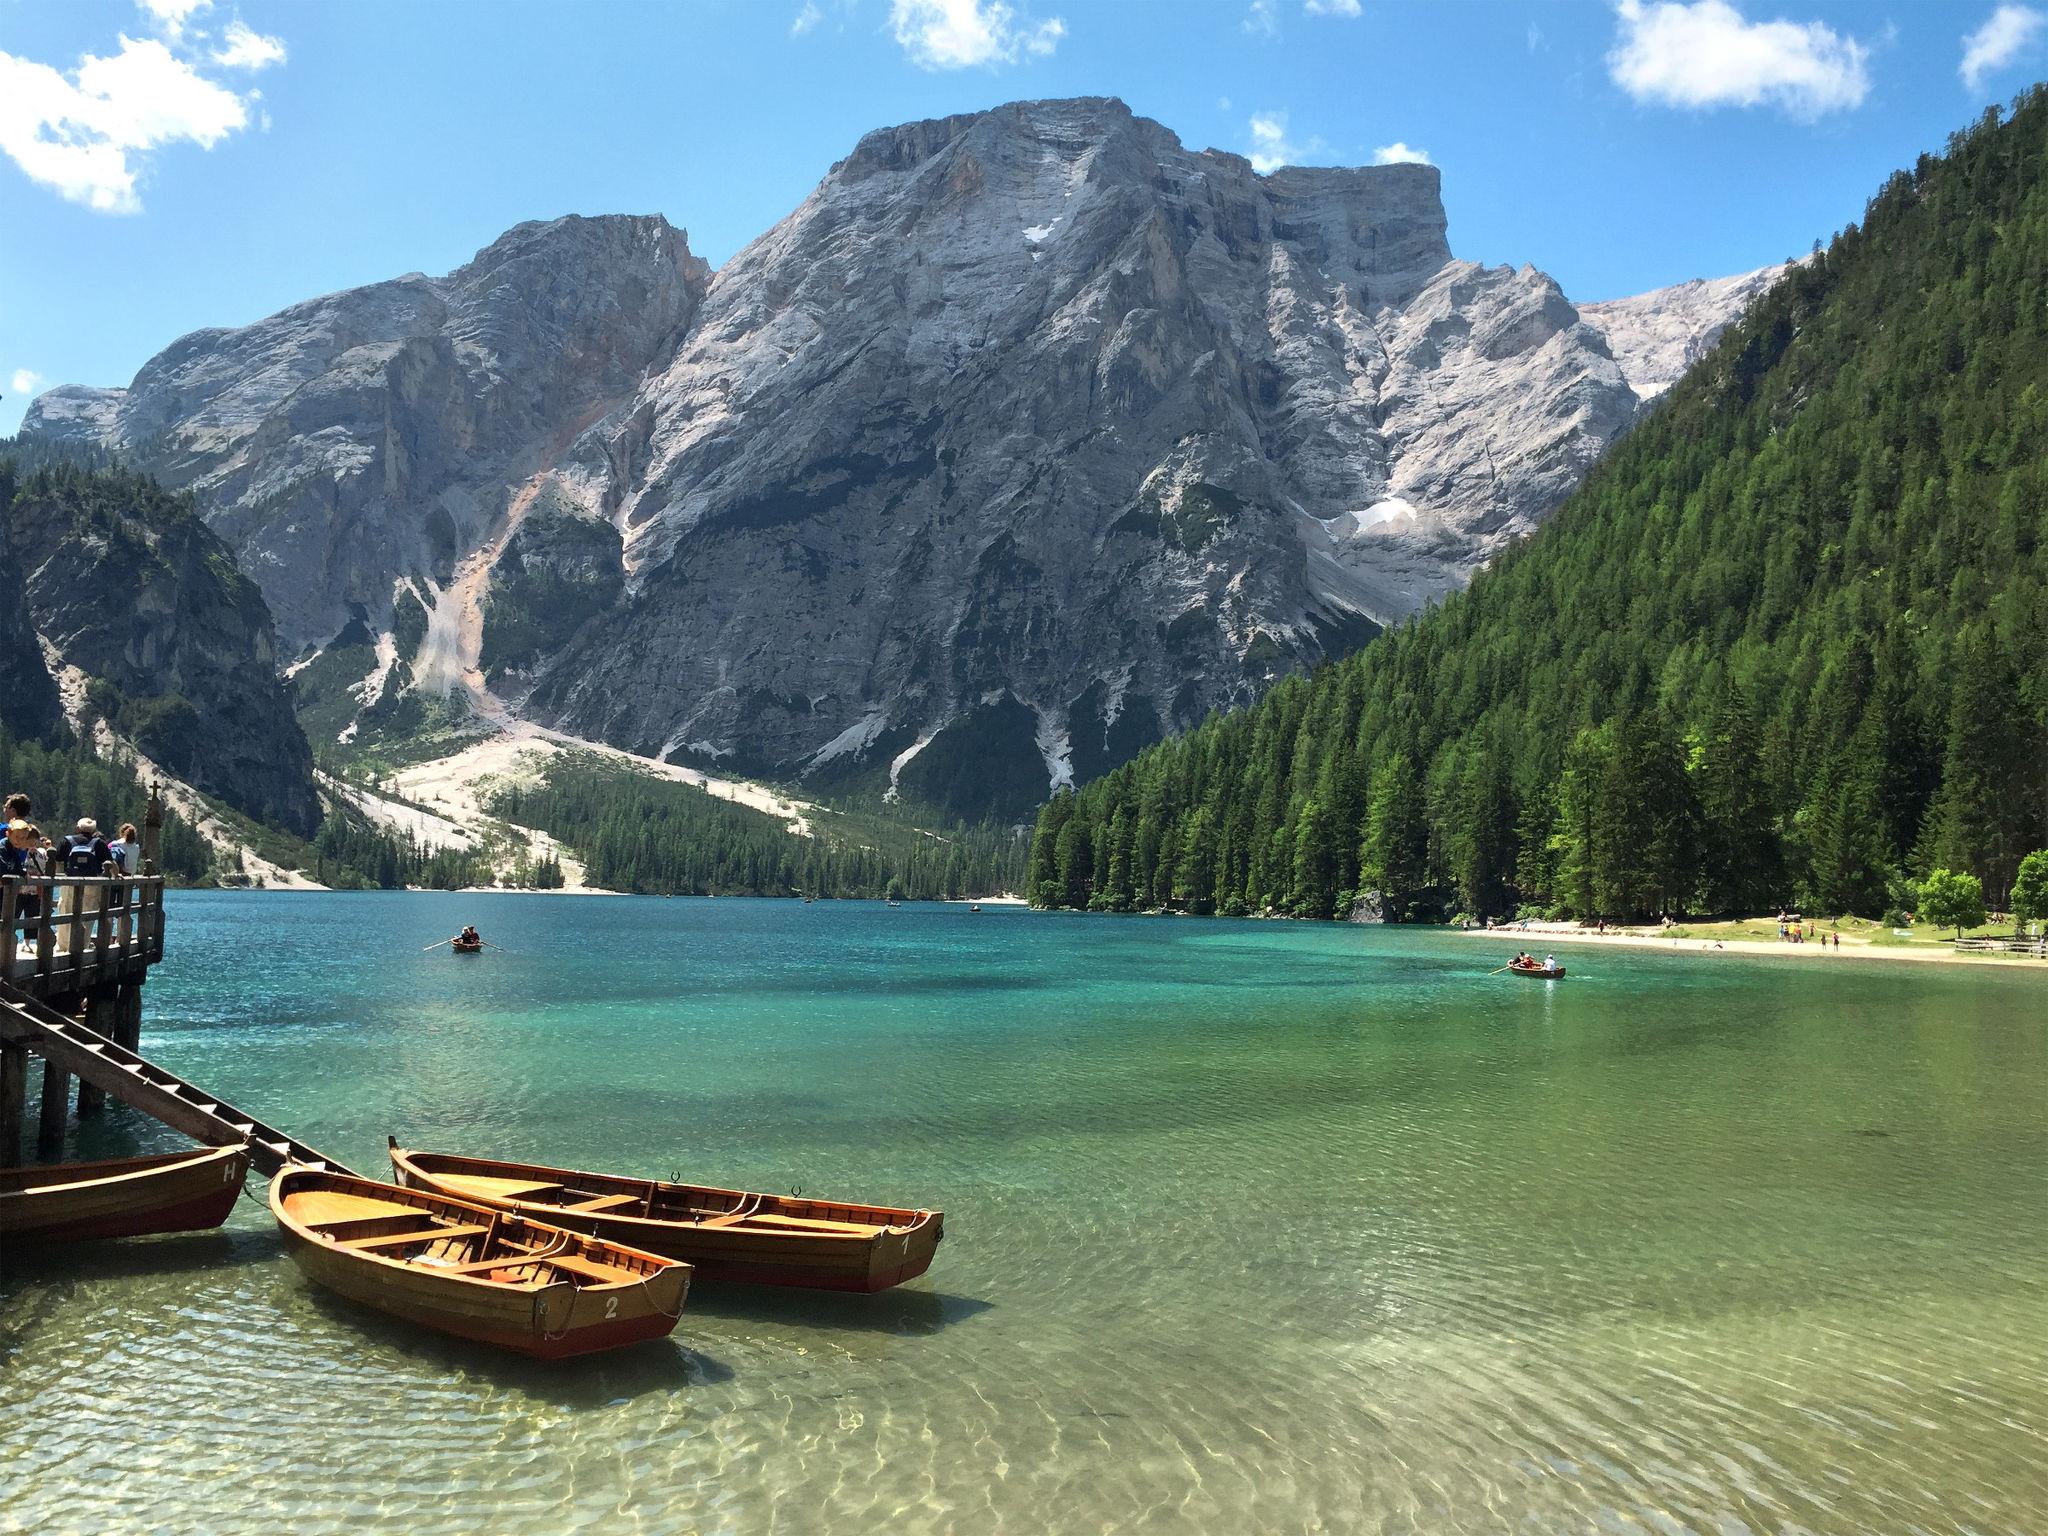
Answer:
0 983 358 1177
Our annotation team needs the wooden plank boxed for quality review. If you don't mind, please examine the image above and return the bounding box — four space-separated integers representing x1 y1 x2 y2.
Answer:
563 1193 642 1214
92 883 114 986
1 880 16 980
66 888 89 981
341 1223 490 1252
34 881 53 989
0 1042 25 1170
0 984 357 1178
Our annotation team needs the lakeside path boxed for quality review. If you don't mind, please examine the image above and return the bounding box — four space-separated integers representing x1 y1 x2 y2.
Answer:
1458 926 2048 972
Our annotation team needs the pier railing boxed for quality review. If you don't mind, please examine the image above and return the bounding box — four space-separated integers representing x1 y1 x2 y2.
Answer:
1 875 166 996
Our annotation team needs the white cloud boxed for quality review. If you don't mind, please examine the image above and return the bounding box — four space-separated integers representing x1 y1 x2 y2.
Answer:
1244 0 1279 37
9 369 43 397
137 0 211 41
1527 20 1546 51
792 1 824 35
1247 111 1329 173
890 0 1065 69
0 33 253 212
213 21 286 70
1608 0 1871 119
1305 0 1363 15
1960 5 2045 91
1372 141 1431 165
1217 95 1232 110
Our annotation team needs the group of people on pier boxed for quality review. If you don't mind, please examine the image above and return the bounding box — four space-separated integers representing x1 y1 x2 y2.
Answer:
3 790 143 948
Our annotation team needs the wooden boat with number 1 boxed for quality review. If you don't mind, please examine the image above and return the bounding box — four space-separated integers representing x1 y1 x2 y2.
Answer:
270 1166 689 1358
388 1141 943 1292
0 1145 246 1244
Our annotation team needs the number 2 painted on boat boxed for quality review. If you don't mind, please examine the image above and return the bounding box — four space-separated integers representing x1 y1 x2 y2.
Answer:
605 1296 619 1320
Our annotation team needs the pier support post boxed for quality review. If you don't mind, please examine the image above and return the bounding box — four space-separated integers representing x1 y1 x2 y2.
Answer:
76 992 120 1115
37 1056 69 1156
0 1042 25 1169
115 983 143 1054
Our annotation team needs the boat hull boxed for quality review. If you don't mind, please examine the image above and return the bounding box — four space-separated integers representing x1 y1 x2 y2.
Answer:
545 1215 941 1292
0 1146 246 1244
390 1146 942 1293
271 1170 689 1359
1511 965 1566 980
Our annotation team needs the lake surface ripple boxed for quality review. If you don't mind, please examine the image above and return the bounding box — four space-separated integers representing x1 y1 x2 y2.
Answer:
4 893 2045 1533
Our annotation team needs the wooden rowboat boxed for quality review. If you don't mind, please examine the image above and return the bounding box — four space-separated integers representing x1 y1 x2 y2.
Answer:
270 1166 690 1358
0 1145 247 1244
389 1141 943 1293
451 939 483 954
1510 962 1566 980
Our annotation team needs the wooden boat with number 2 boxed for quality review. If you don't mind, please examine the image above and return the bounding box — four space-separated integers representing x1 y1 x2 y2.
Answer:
388 1141 943 1292
270 1166 689 1358
0 1145 246 1244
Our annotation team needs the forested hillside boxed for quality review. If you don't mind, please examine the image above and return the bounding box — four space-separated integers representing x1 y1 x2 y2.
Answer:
489 758 1027 899
1032 92 2048 922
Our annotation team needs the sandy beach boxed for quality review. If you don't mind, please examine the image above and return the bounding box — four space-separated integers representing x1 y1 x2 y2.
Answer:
1460 924 2048 972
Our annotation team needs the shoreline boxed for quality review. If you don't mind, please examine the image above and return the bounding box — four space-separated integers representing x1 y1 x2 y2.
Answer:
1458 926 2048 972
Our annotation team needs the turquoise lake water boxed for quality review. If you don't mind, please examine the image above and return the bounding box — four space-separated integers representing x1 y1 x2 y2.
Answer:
4 892 2046 1533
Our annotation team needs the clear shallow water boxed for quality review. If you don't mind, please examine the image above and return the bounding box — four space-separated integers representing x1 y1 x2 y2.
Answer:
4 893 2046 1534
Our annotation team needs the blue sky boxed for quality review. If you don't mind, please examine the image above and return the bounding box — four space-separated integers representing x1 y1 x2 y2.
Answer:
3 0 2045 434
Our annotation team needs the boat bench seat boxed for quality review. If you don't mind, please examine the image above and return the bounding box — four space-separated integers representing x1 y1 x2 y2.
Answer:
544 1252 636 1284
423 1253 548 1277
340 1223 490 1252
743 1212 880 1235
562 1193 641 1214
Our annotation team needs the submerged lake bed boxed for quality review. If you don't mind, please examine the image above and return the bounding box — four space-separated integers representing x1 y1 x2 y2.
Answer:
4 891 2046 1533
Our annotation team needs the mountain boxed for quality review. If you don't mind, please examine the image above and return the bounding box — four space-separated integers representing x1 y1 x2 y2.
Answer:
0 497 64 742
23 215 707 652
1 459 321 836
21 98 1769 819
1030 91 2048 920
1577 262 1791 401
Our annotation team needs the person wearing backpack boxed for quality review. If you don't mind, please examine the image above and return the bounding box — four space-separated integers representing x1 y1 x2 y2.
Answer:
62 818 115 876
57 818 115 955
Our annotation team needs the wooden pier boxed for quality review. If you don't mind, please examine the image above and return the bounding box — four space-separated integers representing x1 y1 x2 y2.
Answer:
1 849 355 1177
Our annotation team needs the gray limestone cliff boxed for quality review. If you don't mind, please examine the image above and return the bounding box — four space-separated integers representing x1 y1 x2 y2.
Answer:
21 100 1779 818
26 215 707 651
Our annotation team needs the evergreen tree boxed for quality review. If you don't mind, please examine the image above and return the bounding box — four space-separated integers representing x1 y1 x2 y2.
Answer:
1029 92 2048 925
1358 754 1429 920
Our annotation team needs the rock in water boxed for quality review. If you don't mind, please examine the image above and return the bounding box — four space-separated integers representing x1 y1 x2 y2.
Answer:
20 99 1774 820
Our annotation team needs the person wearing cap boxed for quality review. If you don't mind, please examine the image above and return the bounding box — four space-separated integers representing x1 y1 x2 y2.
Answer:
58 818 116 955
61 817 115 877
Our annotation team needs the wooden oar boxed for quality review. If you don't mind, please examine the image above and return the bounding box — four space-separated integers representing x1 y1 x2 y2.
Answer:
1486 964 1518 975
479 940 518 955
421 938 453 952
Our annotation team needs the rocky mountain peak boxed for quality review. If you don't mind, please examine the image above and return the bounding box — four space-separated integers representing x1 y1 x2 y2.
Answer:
18 99 1779 820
